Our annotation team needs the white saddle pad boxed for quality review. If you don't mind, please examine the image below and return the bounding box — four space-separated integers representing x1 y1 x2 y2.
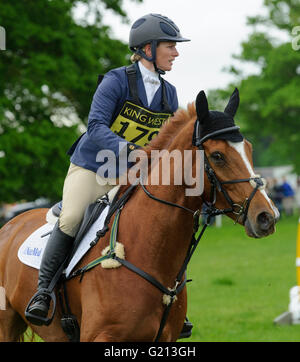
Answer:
17 186 120 278
18 222 54 270
18 205 109 278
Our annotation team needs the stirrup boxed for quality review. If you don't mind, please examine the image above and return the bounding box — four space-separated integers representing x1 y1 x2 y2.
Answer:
25 288 57 326
178 317 193 339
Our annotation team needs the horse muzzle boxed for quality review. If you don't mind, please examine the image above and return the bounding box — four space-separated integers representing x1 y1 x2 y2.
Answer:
244 210 278 238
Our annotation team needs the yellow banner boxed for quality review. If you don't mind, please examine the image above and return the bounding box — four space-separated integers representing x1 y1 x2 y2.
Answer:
110 101 171 147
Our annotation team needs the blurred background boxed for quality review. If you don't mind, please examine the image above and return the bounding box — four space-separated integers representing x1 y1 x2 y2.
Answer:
0 0 299 222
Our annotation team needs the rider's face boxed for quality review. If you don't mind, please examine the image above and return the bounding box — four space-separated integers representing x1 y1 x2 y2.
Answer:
155 42 179 72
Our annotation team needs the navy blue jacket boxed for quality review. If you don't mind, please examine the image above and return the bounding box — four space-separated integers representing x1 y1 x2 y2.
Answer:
69 63 178 176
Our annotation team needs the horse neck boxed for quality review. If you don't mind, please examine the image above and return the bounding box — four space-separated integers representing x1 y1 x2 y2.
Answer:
126 144 204 283
128 188 196 283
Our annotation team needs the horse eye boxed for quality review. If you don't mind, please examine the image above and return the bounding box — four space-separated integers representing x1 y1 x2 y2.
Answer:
210 152 224 162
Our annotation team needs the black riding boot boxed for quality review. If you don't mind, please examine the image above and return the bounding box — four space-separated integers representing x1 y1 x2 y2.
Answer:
25 223 74 326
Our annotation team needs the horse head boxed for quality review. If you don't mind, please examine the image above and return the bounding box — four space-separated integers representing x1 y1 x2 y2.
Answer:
194 88 279 238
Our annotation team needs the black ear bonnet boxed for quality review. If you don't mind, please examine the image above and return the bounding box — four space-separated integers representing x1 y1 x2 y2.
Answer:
192 88 243 146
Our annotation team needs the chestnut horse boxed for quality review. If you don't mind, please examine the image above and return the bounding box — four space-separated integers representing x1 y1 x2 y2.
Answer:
0 89 278 342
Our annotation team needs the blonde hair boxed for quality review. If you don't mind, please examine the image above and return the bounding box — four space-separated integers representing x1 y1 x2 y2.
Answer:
130 44 149 63
130 52 142 63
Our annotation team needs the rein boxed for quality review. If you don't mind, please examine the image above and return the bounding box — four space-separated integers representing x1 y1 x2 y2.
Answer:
67 122 266 342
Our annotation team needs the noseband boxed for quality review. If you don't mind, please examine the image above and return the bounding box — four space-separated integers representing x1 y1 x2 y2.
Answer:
193 123 266 225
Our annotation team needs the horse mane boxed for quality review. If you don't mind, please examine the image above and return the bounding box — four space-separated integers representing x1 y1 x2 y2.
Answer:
146 102 197 151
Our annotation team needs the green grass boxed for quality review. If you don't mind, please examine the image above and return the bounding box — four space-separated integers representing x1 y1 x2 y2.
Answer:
186 214 300 342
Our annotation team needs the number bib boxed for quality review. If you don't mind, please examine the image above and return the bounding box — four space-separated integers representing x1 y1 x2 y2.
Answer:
110 101 171 147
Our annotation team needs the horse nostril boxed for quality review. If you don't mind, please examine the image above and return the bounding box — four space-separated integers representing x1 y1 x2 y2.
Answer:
257 212 274 231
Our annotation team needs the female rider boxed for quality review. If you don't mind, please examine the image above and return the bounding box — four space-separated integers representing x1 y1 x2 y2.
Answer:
26 13 192 337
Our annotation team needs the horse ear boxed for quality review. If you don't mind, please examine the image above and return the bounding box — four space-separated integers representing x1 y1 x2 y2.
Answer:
224 88 240 117
196 90 209 123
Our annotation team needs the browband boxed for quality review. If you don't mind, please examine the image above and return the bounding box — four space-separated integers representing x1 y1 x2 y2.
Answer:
193 122 241 148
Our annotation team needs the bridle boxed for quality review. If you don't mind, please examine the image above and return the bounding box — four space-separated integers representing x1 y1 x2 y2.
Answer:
193 122 266 225
141 122 266 225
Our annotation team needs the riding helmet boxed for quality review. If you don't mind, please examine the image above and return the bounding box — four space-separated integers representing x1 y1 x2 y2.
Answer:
129 13 190 68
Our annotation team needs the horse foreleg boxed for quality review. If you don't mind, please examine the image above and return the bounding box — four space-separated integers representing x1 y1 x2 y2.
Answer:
0 300 27 342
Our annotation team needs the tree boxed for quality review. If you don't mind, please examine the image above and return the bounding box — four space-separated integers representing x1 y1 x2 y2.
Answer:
0 0 142 203
210 0 300 171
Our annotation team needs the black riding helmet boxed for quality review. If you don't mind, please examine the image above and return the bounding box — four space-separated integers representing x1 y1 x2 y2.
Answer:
129 13 190 74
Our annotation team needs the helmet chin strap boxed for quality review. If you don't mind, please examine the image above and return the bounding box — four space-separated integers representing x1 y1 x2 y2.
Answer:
153 62 165 76
136 40 166 75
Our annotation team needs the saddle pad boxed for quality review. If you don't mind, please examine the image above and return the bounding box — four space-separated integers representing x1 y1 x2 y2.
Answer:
18 204 110 278
17 223 54 270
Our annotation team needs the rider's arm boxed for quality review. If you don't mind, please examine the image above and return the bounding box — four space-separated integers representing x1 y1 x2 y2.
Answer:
87 69 131 156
